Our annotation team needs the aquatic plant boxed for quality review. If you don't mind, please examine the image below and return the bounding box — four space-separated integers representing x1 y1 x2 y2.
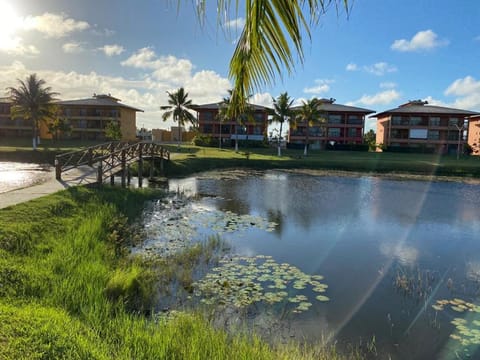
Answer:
432 298 480 347
194 255 328 314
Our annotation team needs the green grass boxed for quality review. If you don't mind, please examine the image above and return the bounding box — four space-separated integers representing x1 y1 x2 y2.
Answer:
161 144 480 179
0 187 364 360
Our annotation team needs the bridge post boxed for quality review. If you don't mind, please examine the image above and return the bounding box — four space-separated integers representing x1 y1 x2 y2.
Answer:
150 145 155 179
160 147 164 173
97 161 103 185
121 149 126 187
138 143 143 188
87 148 93 167
55 158 62 180
110 142 115 185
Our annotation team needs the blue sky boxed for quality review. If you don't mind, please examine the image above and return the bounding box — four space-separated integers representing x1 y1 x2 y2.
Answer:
1 0 480 131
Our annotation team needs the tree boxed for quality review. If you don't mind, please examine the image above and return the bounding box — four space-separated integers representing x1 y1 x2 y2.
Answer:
46 106 71 142
363 129 376 151
6 73 59 150
160 87 196 149
105 120 122 140
271 92 294 157
293 98 326 156
195 1 349 122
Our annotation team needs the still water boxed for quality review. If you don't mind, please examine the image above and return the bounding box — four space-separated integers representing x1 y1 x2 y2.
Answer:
0 162 51 193
144 170 480 359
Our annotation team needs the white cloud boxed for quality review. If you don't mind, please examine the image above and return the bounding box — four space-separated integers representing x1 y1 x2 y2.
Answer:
350 89 401 106
0 36 39 56
391 29 448 52
303 79 334 95
99 44 125 56
346 63 358 71
443 76 480 110
364 62 397 76
23 12 90 38
0 59 231 130
122 47 196 85
250 92 273 108
62 42 85 54
225 17 245 31
380 82 397 89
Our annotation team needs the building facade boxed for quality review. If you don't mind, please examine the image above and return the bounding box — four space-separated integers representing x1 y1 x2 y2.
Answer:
467 115 480 155
0 94 141 142
374 100 478 154
192 102 270 145
288 98 374 148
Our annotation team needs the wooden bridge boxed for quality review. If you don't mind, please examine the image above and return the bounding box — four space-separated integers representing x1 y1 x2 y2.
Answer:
54 141 170 186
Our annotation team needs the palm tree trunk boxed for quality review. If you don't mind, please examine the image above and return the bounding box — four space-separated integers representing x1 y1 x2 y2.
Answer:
304 125 309 156
32 119 37 150
176 116 181 150
277 121 283 157
235 120 239 152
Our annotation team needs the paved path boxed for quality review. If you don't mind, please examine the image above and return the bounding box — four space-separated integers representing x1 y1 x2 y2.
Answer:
0 166 98 209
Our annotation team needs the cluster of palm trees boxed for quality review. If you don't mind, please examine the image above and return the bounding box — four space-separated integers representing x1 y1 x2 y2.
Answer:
160 86 329 157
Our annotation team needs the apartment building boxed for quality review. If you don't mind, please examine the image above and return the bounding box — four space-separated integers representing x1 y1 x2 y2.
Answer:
374 100 479 154
468 115 480 155
192 102 270 145
0 94 141 142
288 98 374 148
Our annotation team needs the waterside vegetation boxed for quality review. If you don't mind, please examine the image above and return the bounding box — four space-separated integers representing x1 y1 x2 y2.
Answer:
0 186 365 359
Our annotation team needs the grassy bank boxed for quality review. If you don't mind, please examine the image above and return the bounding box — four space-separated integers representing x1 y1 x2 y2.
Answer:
1 140 479 178
162 145 480 179
0 187 363 359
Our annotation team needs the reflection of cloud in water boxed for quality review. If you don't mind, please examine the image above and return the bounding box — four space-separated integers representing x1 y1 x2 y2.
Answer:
168 177 197 196
466 261 480 282
380 242 419 266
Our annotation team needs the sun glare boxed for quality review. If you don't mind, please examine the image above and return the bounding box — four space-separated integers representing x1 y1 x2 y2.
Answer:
0 1 23 50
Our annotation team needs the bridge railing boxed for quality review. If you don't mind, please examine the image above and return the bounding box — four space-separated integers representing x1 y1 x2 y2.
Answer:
55 141 170 182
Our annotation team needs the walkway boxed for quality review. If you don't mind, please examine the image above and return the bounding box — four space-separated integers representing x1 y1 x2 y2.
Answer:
0 166 98 209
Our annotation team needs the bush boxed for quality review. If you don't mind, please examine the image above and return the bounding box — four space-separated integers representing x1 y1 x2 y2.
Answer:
326 143 369 152
192 134 219 147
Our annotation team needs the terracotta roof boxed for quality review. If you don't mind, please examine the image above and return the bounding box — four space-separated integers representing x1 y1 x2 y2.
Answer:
55 95 143 112
372 101 479 118
191 102 271 111
292 101 374 114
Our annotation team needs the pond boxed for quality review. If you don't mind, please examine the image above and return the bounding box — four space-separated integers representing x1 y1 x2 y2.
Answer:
0 162 51 193
139 170 480 359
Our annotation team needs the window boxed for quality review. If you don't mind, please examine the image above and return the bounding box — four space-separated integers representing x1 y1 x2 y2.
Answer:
254 113 264 122
328 114 342 124
309 126 323 136
429 117 440 126
203 112 214 122
428 130 439 140
347 128 358 137
328 128 341 137
347 115 362 125
410 116 422 126
392 116 402 125
253 126 263 135
449 117 459 127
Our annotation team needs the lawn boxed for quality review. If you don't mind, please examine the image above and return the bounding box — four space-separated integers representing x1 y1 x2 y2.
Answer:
161 144 480 179
1 138 479 179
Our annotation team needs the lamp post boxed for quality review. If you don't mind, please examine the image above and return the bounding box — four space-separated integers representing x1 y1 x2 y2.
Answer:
455 118 467 160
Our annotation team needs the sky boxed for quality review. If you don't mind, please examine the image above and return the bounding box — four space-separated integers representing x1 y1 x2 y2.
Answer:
1 0 480 132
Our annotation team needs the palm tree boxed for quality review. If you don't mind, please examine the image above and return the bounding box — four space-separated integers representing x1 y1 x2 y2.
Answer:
160 87 196 149
196 1 349 117
6 74 59 150
294 98 326 156
271 92 294 157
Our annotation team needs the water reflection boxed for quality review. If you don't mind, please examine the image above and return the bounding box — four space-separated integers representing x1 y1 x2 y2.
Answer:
158 170 480 359
0 162 51 193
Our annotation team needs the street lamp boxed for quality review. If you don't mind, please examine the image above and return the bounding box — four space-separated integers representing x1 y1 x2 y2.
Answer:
455 118 468 160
